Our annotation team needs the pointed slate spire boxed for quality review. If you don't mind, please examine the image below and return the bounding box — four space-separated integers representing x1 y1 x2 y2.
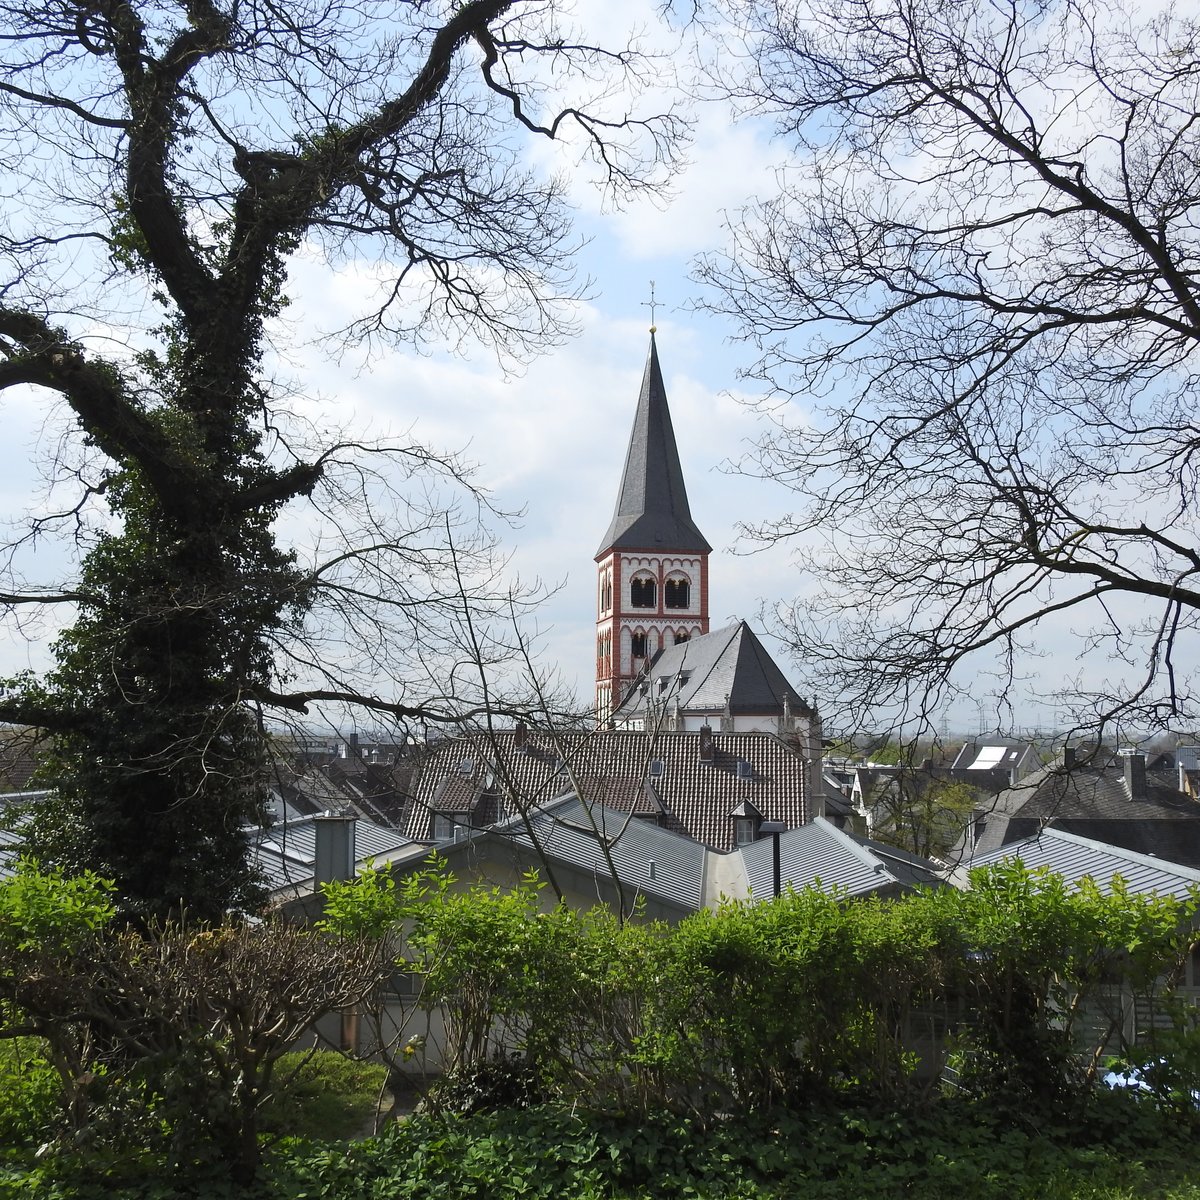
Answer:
596 333 712 555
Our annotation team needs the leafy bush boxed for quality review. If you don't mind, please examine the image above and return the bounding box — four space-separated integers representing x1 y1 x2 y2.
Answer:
425 1052 547 1115
0 1038 59 1149
258 1050 389 1141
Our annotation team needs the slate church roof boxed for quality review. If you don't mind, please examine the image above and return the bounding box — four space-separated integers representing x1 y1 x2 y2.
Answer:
615 621 811 721
596 333 711 556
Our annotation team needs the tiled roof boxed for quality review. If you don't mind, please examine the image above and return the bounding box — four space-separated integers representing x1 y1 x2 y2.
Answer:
405 728 810 852
595 333 711 556
970 825 1200 900
615 621 809 721
972 762 1200 867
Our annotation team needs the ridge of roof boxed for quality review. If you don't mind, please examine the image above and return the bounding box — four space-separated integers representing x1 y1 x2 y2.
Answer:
596 333 712 556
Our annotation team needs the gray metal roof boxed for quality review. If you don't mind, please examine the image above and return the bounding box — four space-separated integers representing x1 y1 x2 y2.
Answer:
595 333 711 556
970 826 1200 901
254 813 414 896
513 796 708 909
615 621 809 720
740 816 944 899
1177 746 1200 772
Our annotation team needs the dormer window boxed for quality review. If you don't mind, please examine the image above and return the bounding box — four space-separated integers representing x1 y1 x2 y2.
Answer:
433 814 468 842
630 576 656 608
730 799 762 847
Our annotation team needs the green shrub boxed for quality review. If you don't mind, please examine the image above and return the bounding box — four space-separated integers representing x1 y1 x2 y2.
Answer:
258 1050 389 1142
0 1037 59 1148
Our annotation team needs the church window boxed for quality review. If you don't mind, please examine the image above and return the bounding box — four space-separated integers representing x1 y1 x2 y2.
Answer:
664 577 690 609
630 575 656 608
674 631 690 645
631 632 648 658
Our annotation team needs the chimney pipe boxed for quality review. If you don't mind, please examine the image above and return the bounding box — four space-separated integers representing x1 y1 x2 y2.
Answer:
699 724 715 764
314 813 357 886
1062 746 1075 770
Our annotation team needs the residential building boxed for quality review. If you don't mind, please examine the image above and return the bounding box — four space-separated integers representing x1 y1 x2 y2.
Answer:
968 748 1200 868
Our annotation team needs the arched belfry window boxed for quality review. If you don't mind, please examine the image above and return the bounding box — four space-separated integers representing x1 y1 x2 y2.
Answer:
630 575 656 608
631 631 648 658
664 577 690 609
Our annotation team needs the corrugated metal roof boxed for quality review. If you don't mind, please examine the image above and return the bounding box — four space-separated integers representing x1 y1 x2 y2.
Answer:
970 826 1200 900
740 817 943 899
254 814 413 896
511 797 707 910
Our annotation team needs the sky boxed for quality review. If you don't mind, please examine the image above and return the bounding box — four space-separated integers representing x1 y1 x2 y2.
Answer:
277 104 821 724
0 0 1144 741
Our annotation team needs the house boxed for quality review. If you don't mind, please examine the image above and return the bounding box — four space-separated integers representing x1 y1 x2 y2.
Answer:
951 737 1040 785
968 748 1200 868
969 825 1200 1044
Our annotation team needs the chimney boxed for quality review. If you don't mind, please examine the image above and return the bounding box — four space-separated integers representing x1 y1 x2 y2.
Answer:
1062 746 1075 770
1123 751 1147 800
314 813 357 886
699 723 715 764
514 720 528 751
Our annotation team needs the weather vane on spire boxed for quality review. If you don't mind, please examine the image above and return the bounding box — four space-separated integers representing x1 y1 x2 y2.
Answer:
644 281 657 332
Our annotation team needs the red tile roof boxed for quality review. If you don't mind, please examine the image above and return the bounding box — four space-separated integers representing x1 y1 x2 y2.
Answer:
406 728 810 851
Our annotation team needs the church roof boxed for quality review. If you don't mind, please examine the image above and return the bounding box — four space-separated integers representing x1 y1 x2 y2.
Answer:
614 621 811 721
596 333 711 556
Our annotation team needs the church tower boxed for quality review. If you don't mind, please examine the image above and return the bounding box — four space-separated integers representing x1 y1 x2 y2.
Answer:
595 332 711 724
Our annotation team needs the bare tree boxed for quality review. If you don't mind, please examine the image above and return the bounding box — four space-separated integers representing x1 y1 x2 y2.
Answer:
698 0 1200 739
0 0 685 915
